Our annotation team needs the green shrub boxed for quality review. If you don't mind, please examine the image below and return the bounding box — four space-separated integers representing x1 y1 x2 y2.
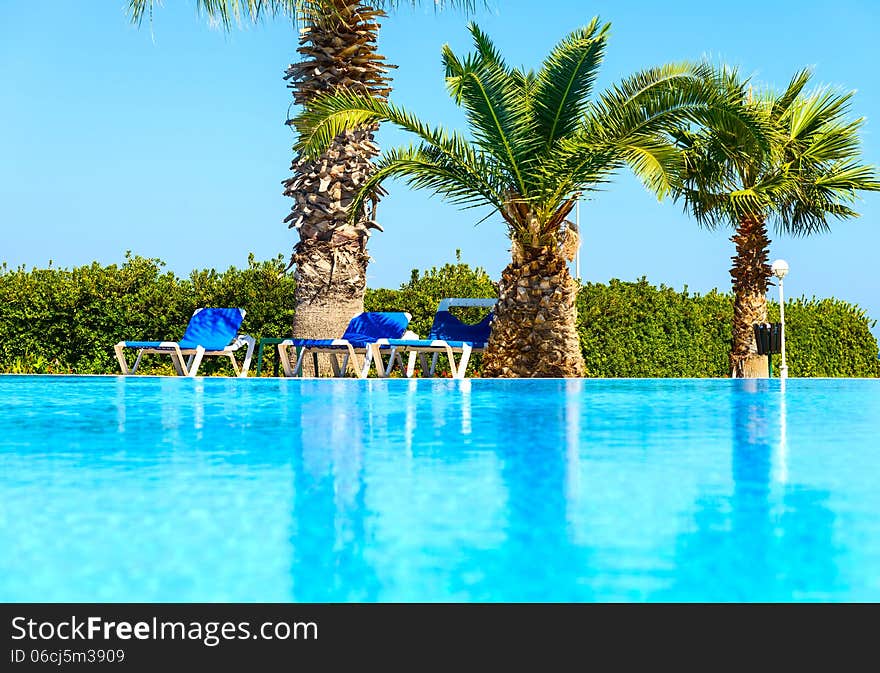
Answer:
1 254 877 377
576 279 733 377
0 253 295 375
576 278 880 377
767 297 880 377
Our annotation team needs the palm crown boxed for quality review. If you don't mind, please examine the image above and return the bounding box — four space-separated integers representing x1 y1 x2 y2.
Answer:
295 20 763 251
673 67 880 235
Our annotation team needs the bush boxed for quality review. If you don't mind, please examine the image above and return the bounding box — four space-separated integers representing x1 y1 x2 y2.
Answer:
768 297 880 378
0 253 295 375
1 254 877 377
576 279 733 377
576 278 880 377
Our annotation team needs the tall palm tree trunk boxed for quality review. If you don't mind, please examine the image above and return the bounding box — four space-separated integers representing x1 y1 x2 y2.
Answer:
283 1 392 371
284 128 382 344
483 246 586 378
730 214 771 378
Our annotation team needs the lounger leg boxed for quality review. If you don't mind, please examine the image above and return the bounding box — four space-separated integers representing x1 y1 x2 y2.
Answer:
280 344 308 378
375 346 399 378
371 344 388 378
239 336 255 377
114 342 130 375
228 353 240 376
358 346 373 379
394 351 406 376
132 351 144 374
185 346 205 377
279 344 291 377
406 352 418 378
443 345 460 379
455 344 473 379
166 346 185 376
430 352 440 376
296 349 308 377
329 353 343 377
418 353 430 378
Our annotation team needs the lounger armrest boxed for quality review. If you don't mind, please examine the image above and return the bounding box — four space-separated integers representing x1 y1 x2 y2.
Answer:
119 341 180 349
124 341 181 350
230 334 255 349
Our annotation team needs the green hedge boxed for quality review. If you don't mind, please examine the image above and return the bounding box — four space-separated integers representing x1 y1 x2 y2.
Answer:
576 278 880 377
1 254 877 377
0 254 295 375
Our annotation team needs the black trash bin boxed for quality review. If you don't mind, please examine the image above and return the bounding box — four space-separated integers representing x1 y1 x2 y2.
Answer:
754 322 782 355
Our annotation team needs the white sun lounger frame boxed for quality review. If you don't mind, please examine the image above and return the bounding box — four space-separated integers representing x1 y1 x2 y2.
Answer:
372 298 496 380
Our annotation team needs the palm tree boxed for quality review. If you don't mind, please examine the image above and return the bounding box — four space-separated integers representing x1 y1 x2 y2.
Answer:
294 21 761 377
129 1 478 373
672 67 880 377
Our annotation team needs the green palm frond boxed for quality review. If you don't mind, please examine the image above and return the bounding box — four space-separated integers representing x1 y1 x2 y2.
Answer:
129 0 481 28
299 21 837 250
440 25 539 196
531 18 609 150
129 0 298 28
785 88 855 141
619 136 684 198
793 118 863 163
673 64 879 236
293 89 472 163
589 64 716 140
770 68 811 121
595 63 771 152
466 21 508 71
510 67 538 96
545 64 766 205
347 144 507 224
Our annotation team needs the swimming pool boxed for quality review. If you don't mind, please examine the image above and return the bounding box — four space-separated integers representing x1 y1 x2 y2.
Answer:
1 375 878 602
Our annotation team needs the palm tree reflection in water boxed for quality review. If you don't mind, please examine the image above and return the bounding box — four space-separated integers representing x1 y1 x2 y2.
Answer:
661 379 837 601
288 381 380 602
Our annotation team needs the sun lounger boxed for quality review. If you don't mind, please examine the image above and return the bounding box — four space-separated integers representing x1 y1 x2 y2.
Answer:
114 307 255 377
277 311 412 378
372 298 495 379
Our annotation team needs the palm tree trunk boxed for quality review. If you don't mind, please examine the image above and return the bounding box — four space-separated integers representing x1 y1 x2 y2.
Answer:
284 128 382 362
482 246 585 378
283 2 392 372
730 214 771 378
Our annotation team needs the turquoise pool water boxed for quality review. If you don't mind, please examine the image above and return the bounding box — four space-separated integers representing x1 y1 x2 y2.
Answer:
1 375 878 602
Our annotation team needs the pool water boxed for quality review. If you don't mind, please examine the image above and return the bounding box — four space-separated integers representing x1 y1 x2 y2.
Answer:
1 375 878 602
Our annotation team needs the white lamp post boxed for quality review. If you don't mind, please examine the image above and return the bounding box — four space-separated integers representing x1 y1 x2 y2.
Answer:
771 259 790 379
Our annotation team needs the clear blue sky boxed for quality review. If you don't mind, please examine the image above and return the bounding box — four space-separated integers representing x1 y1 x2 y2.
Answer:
2 0 879 332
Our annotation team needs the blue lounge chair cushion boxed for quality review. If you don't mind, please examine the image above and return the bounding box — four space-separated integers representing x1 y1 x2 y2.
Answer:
427 310 493 345
124 309 244 351
177 308 245 350
286 312 411 349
